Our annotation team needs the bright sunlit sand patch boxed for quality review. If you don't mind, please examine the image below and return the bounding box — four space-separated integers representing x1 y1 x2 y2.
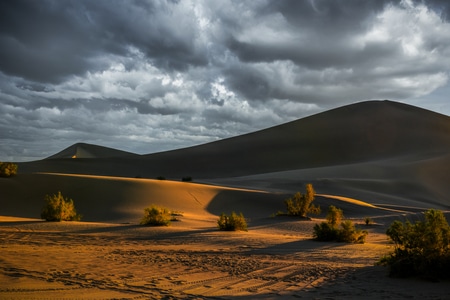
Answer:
37 172 270 193
316 194 376 207
0 216 43 222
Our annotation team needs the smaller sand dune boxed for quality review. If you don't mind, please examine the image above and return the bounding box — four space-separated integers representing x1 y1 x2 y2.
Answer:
1 172 408 225
1 173 283 223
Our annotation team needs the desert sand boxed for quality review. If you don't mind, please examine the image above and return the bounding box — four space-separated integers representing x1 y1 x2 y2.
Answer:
2 173 450 299
2 101 450 299
1 215 450 299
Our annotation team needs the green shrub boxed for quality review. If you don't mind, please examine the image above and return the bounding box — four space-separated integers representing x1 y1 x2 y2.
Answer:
217 212 248 231
284 184 320 218
41 191 81 221
327 205 343 227
140 205 172 226
380 209 450 279
0 162 18 177
313 205 367 243
338 220 367 243
313 221 339 241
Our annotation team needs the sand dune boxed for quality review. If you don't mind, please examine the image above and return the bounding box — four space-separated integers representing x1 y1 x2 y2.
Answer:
5 100 448 226
17 100 450 211
1 173 273 223
20 101 450 177
3 100 450 299
46 142 138 159
1 172 399 223
5 101 450 222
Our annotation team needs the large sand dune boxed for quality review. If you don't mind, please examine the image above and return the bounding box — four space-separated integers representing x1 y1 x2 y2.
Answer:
15 100 450 214
2 100 450 299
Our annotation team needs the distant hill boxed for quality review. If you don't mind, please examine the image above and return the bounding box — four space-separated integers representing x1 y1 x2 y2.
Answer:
46 142 137 159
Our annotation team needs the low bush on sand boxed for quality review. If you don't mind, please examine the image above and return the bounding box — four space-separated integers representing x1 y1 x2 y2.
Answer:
41 191 82 221
0 162 18 178
379 209 450 279
364 217 374 226
217 212 248 231
284 183 320 218
313 205 367 243
140 205 172 226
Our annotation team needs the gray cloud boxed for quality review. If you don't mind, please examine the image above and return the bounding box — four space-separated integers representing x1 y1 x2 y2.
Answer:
1 0 450 161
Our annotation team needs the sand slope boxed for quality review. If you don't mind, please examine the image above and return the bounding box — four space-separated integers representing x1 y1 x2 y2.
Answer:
0 173 276 223
1 172 398 223
20 100 450 179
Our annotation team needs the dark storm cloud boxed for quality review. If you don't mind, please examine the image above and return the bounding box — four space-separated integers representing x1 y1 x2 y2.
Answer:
0 0 207 83
1 0 449 161
0 0 105 83
218 0 450 103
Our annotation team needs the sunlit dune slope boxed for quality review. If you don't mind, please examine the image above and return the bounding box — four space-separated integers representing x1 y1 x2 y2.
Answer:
1 173 399 223
0 173 280 222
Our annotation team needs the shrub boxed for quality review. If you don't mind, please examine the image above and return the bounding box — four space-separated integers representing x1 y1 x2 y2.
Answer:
313 221 339 241
327 205 343 227
284 184 320 218
338 220 367 243
364 217 374 226
0 162 18 177
41 191 81 221
181 176 192 182
217 212 248 231
313 205 367 243
140 205 172 226
380 209 450 279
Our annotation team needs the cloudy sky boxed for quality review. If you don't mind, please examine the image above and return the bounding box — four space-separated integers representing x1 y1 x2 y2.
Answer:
1 0 450 162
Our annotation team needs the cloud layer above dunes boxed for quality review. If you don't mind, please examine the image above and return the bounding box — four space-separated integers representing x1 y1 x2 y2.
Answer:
1 0 450 161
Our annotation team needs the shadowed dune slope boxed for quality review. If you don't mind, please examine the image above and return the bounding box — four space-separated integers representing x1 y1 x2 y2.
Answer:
140 100 450 178
20 100 449 180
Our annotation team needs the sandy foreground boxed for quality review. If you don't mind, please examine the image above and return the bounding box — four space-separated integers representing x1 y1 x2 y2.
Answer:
1 215 449 300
